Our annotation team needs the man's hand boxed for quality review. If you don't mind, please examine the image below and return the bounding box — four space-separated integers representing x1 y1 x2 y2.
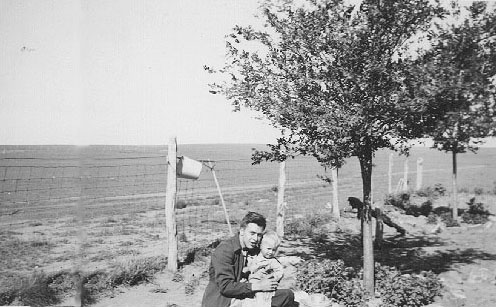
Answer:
251 277 278 292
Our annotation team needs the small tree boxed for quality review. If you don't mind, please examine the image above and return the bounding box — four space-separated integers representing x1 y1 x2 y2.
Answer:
418 2 496 220
206 0 444 295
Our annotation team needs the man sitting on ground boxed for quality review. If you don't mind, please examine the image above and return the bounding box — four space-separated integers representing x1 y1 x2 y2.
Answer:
201 211 296 307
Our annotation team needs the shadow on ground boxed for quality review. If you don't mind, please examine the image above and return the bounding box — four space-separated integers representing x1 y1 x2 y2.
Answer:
281 231 496 274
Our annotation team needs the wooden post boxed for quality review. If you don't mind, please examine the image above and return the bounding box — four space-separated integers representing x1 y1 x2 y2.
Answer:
416 158 423 191
402 157 409 192
388 153 393 194
165 137 178 272
276 161 286 238
374 207 383 249
331 167 340 219
209 161 233 236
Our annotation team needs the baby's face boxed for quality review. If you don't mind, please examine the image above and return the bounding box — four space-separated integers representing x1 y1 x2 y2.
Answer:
260 238 278 259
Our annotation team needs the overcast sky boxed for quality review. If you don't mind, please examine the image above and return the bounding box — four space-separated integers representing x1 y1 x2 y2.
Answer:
0 0 280 145
1 0 494 146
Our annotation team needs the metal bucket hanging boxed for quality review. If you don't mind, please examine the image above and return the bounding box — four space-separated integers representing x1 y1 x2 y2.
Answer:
176 156 202 180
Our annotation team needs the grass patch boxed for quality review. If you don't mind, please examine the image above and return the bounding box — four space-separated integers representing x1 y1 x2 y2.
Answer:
0 255 168 306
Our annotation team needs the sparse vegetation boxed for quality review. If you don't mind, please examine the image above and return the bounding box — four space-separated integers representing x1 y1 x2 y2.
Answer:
184 277 200 295
0 255 168 306
285 213 332 238
415 184 447 198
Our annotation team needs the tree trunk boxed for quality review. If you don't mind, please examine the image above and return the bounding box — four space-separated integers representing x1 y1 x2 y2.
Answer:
331 167 340 219
452 149 458 221
359 149 374 296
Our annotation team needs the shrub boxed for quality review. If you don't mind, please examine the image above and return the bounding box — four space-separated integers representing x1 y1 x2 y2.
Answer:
439 212 460 227
285 218 312 237
387 193 433 217
285 214 331 238
108 256 167 287
296 259 358 300
172 271 184 283
385 192 410 209
296 260 443 307
375 265 443 307
419 200 433 217
415 184 446 198
462 197 490 224
426 213 438 224
184 277 200 295
13 270 58 307
473 187 484 195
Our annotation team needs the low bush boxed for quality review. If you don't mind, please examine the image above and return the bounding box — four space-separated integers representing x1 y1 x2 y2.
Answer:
296 260 443 307
439 212 460 227
462 197 490 224
0 270 58 307
384 192 411 209
296 259 359 300
285 213 331 238
0 255 169 306
386 193 433 217
473 187 484 195
184 277 200 295
376 266 443 307
415 184 446 198
108 256 167 287
426 213 438 224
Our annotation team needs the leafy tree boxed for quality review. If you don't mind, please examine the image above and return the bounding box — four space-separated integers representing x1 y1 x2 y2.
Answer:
206 0 444 294
417 2 496 220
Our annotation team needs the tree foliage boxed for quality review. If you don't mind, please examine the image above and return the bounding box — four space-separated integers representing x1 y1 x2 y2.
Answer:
417 2 496 154
207 0 444 168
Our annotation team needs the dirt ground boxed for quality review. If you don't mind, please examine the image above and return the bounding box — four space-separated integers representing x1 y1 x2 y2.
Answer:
55 194 496 307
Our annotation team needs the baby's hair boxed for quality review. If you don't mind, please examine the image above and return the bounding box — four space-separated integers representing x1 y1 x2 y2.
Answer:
262 230 281 248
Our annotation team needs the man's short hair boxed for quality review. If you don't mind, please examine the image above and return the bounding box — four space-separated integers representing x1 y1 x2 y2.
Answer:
240 211 266 230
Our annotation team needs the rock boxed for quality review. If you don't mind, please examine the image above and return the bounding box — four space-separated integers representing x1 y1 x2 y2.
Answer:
484 221 493 229
467 267 492 284
423 304 445 307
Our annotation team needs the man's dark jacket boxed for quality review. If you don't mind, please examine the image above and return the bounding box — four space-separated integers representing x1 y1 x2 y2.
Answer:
201 234 254 307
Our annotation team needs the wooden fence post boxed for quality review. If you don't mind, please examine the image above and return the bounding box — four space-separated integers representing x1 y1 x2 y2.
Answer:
374 207 383 249
416 158 423 191
388 153 393 194
276 161 286 238
165 137 178 272
331 167 340 219
402 157 409 192
209 161 233 236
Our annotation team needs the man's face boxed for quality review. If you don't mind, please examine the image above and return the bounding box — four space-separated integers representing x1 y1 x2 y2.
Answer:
239 223 264 250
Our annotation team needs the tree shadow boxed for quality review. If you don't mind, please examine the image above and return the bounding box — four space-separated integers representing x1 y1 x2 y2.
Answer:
281 231 496 274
